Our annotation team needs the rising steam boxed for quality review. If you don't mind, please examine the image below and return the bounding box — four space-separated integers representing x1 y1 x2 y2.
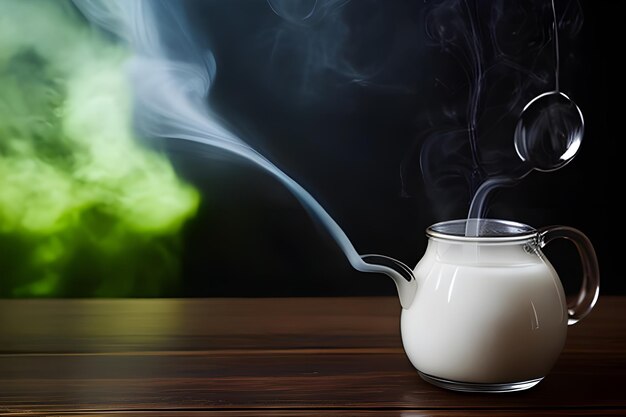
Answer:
407 0 583 224
264 0 418 98
266 0 375 91
74 0 416 304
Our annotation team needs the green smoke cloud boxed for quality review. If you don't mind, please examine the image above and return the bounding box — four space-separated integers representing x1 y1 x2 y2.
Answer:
0 0 200 296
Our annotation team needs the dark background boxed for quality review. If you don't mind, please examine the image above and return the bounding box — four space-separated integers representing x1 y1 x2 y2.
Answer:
157 0 616 297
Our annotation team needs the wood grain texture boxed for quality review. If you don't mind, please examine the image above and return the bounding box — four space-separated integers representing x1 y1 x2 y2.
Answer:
0 297 624 415
5 412 624 417
0 298 401 353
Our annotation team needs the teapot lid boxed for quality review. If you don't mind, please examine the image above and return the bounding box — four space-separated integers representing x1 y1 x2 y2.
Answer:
428 219 536 242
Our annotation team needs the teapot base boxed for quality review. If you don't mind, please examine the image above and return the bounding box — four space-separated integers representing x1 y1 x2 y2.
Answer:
418 371 543 393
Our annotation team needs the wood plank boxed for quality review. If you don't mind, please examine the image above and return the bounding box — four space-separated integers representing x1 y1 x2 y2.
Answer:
0 298 401 353
4 411 623 417
0 297 624 353
0 349 624 411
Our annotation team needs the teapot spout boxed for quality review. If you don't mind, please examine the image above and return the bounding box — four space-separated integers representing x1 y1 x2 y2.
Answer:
360 255 417 309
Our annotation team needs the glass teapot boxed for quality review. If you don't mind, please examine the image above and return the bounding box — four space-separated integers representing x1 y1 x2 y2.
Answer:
366 219 599 392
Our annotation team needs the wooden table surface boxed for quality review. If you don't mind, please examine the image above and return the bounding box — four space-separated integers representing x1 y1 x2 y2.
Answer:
0 296 624 416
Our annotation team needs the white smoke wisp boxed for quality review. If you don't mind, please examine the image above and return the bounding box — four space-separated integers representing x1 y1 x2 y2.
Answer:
73 0 415 305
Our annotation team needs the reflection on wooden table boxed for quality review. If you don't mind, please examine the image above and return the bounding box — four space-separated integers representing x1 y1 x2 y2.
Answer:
0 297 624 415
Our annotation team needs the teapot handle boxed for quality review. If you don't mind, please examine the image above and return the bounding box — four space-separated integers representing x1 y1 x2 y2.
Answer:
538 226 600 325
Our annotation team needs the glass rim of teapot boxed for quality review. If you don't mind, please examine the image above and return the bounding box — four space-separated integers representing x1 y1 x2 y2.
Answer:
427 219 537 243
